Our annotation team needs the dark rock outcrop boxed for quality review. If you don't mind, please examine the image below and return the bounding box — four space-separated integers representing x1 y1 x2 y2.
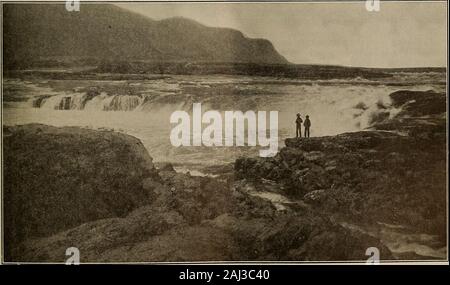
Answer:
4 123 391 262
374 90 446 140
389 90 446 116
3 124 159 260
16 172 392 262
5 89 445 262
235 90 447 258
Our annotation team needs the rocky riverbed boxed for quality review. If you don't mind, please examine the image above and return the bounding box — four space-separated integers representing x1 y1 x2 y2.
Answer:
3 89 447 262
235 89 447 260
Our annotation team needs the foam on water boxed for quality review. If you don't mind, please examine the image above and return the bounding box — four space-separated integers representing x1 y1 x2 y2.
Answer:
3 74 445 258
3 75 442 167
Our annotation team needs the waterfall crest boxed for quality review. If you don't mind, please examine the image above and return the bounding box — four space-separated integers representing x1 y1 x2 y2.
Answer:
32 92 145 111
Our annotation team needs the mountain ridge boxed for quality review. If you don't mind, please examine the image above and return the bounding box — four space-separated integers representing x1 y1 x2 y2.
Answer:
3 3 289 69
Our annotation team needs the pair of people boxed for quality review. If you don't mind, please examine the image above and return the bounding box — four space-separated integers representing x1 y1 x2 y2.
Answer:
296 113 311 138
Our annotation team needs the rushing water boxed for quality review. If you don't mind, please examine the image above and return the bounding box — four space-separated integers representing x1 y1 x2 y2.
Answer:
2 73 445 171
2 72 446 259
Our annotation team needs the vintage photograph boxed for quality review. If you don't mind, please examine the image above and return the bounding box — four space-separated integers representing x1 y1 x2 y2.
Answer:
1 1 447 264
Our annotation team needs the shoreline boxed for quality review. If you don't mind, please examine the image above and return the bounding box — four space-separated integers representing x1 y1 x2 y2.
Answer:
2 89 447 262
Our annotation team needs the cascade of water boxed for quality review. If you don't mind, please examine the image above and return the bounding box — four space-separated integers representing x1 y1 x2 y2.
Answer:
104 95 143 111
39 92 89 110
38 92 145 111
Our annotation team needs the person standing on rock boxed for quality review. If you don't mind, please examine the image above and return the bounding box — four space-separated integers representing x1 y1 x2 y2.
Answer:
296 113 303 138
304 115 311 138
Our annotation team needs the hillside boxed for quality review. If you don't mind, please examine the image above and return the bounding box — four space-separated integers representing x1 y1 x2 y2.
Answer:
3 3 289 69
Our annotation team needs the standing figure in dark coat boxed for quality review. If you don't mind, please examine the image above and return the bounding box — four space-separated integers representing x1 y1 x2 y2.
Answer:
296 113 303 138
304 115 311 138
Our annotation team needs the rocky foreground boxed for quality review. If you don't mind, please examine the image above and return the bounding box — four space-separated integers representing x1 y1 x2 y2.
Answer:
3 89 447 262
236 89 447 259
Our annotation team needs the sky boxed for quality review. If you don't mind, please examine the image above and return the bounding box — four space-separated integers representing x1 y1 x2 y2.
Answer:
116 2 447 68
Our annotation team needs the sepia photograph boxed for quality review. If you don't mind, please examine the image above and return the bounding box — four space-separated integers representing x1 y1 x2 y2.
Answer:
0 0 448 267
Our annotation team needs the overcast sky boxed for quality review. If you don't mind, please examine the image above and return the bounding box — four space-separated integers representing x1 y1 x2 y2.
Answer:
117 2 447 68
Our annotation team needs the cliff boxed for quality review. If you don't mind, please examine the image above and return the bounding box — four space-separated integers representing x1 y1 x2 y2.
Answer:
3 4 288 70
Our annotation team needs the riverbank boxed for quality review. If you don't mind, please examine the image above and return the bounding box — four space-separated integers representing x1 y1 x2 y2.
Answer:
3 124 390 262
3 89 447 262
235 89 447 259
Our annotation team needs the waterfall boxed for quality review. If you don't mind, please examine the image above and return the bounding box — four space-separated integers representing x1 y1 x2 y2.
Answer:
34 92 144 111
69 93 90 110
104 95 143 111
84 93 114 111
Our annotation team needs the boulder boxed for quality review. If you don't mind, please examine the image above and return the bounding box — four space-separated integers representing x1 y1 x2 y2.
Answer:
3 124 159 260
